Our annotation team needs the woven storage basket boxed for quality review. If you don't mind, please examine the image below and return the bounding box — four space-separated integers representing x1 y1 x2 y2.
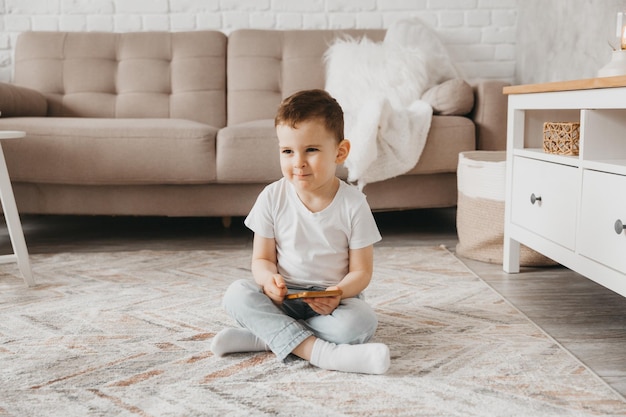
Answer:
456 151 556 266
543 122 580 156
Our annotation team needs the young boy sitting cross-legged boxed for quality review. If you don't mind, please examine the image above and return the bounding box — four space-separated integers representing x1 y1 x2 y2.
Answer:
211 89 390 375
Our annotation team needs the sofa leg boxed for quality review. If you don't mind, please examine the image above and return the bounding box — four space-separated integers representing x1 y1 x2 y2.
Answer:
221 216 232 228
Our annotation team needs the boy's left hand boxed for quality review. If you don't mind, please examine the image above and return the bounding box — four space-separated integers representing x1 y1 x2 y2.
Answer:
303 286 342 315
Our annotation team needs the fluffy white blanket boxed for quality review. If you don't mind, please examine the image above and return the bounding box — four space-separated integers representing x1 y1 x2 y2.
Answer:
324 18 459 188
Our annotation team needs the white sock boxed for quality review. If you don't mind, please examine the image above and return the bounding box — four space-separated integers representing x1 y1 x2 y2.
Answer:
210 328 270 357
309 339 390 375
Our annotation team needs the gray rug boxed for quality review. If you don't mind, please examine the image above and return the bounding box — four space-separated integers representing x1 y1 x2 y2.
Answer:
1 246 625 416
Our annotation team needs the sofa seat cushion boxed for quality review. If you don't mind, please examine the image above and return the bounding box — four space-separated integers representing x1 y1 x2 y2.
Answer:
216 115 474 183
216 120 282 183
0 117 217 185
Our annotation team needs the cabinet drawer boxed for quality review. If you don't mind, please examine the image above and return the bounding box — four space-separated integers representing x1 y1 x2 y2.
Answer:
511 157 578 249
579 170 626 273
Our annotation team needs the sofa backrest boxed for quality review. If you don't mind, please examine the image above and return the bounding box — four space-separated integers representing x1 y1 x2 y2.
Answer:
227 29 384 126
13 31 227 127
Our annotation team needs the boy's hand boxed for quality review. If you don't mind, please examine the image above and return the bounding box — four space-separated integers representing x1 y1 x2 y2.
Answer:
303 286 341 315
263 274 288 304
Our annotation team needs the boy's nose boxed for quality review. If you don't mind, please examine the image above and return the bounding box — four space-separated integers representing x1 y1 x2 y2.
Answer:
294 154 306 167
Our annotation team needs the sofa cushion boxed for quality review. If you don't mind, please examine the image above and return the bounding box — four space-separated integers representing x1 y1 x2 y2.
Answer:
0 117 217 185
216 120 281 182
13 31 227 127
421 78 475 116
227 29 385 125
217 120 353 182
216 115 474 183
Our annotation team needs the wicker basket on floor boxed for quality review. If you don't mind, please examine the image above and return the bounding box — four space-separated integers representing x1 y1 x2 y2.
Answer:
456 151 556 266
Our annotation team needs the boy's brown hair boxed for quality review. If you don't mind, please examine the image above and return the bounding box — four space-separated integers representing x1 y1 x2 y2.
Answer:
275 89 344 143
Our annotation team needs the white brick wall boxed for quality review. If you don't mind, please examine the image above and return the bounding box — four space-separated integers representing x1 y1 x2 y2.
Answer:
0 0 518 83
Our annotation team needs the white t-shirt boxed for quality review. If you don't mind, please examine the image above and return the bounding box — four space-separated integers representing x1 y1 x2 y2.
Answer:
245 178 382 288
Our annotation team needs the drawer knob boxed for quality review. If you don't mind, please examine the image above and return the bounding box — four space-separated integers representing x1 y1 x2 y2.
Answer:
615 219 626 235
530 193 542 205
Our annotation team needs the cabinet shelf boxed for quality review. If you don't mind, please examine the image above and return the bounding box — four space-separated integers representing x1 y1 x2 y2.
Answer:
513 148 580 167
582 159 626 176
514 150 626 175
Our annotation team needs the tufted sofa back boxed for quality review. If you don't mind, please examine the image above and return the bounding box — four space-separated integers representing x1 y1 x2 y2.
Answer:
226 29 385 126
13 31 227 127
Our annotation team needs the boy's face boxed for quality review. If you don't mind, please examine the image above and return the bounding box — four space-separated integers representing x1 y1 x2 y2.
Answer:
276 119 349 196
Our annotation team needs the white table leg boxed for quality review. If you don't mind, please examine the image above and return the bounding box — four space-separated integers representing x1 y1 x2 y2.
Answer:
503 235 521 274
0 144 34 287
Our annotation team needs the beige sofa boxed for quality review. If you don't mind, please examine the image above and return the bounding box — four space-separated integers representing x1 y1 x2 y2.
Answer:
0 29 508 218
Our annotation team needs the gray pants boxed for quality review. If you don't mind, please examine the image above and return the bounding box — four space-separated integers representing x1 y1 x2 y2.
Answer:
222 279 379 361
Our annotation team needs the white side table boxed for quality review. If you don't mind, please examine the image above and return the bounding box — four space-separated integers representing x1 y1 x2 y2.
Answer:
0 131 34 287
503 77 626 298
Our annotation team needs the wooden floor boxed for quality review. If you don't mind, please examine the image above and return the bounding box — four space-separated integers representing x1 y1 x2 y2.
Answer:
2 208 625 397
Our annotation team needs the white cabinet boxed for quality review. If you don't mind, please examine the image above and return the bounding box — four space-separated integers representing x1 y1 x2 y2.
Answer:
503 77 626 298
511 157 578 250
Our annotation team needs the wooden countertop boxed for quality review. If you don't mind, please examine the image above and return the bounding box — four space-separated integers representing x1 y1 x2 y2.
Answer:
503 75 626 94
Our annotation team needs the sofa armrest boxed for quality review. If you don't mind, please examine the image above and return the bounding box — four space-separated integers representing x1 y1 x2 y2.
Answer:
0 83 47 117
471 80 510 151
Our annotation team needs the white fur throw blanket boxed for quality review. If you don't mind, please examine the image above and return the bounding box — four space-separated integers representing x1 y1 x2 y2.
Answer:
324 18 459 188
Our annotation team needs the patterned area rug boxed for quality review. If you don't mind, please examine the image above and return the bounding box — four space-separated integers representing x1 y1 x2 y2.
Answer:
1 246 625 417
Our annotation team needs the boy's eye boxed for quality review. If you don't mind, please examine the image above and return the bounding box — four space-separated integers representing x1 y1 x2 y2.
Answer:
281 149 292 154
306 148 319 152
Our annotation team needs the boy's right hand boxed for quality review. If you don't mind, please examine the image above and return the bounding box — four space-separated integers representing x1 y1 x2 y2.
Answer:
263 274 288 304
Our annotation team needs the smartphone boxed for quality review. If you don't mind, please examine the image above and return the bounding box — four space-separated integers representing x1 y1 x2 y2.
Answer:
285 289 342 300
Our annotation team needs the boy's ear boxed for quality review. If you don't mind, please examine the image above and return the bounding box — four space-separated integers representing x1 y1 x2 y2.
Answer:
336 139 350 163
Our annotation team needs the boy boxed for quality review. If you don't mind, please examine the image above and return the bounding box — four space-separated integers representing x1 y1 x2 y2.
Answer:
210 89 390 375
